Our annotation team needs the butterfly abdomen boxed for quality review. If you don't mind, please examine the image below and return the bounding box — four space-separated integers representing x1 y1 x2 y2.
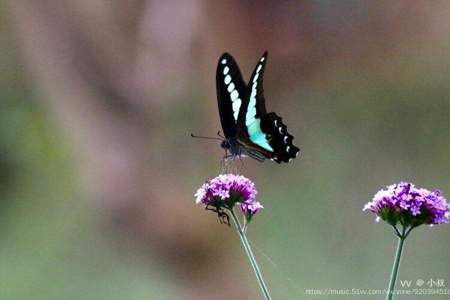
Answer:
260 112 300 163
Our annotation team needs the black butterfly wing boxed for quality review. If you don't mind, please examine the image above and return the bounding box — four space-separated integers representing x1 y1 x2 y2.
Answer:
260 112 300 163
216 53 248 139
237 51 300 163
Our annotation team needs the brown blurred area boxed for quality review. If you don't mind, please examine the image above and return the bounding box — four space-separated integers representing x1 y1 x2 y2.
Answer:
3 1 450 299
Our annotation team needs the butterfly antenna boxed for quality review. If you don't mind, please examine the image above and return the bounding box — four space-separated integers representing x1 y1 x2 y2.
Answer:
217 131 224 138
190 133 222 141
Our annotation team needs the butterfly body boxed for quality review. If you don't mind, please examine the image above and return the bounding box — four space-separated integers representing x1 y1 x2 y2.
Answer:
216 52 300 164
221 137 242 158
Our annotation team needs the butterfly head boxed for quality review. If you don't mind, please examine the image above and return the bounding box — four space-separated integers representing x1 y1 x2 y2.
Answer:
220 140 231 150
218 131 234 151
220 137 241 158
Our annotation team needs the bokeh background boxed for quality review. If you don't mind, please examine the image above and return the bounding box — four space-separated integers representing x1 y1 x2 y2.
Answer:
1 1 449 299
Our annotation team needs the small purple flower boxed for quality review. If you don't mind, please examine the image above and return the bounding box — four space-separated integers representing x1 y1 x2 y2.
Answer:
242 201 264 216
364 182 450 227
195 174 263 223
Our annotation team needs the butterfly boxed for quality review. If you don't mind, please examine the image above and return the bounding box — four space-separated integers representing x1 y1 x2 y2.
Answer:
216 51 300 163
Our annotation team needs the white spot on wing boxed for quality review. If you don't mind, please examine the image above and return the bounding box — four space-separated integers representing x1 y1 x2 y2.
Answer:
260 57 265 62
249 93 256 106
286 146 290 152
278 127 283 134
224 75 231 85
246 116 255 126
230 90 239 101
227 82 235 93
274 120 278 126
295 150 299 157
252 73 259 83
250 82 257 96
288 158 292 162
223 66 229 75
232 99 241 113
247 107 256 118
284 136 288 143
221 59 227 64
256 64 262 73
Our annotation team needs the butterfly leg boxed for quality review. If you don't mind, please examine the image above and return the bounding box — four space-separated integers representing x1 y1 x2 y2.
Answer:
220 157 225 173
221 152 238 174
205 204 218 213
205 205 230 226
217 208 230 226
238 155 245 174
220 148 229 173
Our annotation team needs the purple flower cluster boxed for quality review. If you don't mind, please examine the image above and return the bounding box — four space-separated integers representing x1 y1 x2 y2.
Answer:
195 174 263 218
364 182 450 226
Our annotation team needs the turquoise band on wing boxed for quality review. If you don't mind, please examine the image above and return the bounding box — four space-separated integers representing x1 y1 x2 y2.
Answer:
247 119 274 151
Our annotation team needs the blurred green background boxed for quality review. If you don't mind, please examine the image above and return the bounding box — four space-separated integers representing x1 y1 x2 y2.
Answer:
1 1 449 299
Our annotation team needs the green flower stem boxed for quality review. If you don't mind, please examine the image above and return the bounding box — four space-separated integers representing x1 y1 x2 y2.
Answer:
229 209 272 300
386 225 408 300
